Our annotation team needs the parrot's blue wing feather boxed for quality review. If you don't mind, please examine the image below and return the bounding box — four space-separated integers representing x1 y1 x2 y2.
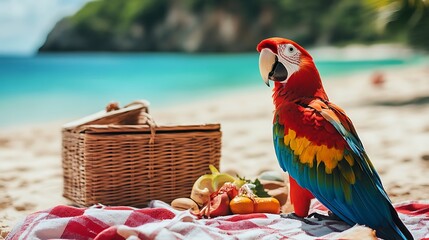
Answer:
318 103 412 240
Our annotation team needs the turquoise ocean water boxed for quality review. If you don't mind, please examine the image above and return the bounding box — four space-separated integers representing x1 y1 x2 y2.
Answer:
0 53 424 127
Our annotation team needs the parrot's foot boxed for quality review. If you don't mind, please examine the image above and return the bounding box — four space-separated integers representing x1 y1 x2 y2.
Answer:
280 213 318 225
307 211 341 221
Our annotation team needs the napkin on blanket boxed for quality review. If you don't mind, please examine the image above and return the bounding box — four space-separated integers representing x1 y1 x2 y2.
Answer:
7 200 429 240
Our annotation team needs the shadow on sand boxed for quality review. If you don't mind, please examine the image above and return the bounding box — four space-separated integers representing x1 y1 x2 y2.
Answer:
371 96 429 107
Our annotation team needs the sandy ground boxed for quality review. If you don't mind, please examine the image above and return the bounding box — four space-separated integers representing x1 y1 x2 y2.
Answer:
1 63 429 237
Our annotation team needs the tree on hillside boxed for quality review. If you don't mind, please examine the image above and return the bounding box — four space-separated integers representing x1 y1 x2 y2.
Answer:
365 0 429 50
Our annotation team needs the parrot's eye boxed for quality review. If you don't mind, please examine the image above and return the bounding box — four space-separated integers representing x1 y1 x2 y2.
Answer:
282 44 297 57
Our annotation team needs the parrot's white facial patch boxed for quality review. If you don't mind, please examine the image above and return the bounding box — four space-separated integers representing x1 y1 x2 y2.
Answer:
277 43 301 83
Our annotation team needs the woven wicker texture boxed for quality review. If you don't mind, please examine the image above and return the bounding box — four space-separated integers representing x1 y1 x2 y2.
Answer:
62 101 221 207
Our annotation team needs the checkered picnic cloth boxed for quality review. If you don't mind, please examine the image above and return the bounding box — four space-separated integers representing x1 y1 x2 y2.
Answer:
6 200 429 240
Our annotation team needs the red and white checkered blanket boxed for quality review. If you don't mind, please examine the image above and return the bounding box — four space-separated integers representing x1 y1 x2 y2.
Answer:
6 200 429 240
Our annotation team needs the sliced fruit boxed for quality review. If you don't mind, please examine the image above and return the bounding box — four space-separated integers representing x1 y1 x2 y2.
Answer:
209 164 220 175
217 182 239 200
212 173 237 192
233 178 246 189
190 174 214 206
195 174 215 193
207 192 231 217
191 187 210 207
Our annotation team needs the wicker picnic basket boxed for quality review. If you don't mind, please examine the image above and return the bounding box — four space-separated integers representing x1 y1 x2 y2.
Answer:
62 100 221 207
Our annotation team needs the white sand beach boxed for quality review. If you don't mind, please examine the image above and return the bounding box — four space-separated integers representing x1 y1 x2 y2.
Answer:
1 63 429 237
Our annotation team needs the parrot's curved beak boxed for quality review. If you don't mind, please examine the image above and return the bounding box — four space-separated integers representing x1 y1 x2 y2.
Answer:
258 48 288 87
259 48 275 87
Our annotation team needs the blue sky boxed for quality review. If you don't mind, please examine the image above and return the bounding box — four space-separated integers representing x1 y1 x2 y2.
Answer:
0 0 91 55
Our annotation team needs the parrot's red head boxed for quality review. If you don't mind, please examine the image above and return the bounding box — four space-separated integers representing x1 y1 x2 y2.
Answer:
257 37 328 101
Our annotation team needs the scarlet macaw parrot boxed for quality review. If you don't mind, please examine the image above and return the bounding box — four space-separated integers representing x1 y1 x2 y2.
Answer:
257 37 413 240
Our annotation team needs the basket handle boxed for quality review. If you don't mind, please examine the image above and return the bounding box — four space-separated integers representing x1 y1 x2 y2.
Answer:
123 100 157 144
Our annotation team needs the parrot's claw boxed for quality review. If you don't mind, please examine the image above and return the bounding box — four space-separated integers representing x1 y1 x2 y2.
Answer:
280 213 318 225
307 211 341 221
